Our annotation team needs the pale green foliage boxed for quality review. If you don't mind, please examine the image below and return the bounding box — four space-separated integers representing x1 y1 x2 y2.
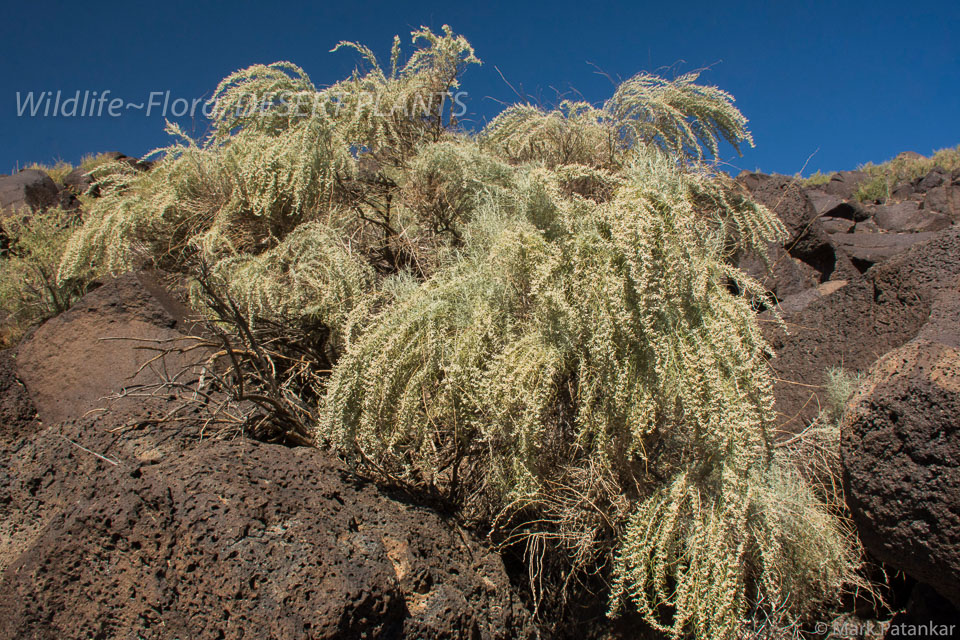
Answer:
79 152 119 172
59 116 355 278
59 25 479 284
823 366 862 426
482 70 752 167
800 169 832 187
207 61 318 140
610 461 861 639
58 27 867 638
1 207 91 345
854 174 890 204
322 148 787 562
208 221 375 347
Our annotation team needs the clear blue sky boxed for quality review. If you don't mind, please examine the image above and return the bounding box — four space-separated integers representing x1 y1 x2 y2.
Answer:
2 0 957 176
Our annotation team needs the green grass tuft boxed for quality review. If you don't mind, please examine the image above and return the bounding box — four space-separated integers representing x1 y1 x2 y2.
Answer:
799 169 832 187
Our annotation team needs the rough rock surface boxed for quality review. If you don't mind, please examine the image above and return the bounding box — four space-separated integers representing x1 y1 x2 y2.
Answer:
842 278 960 608
915 167 949 192
873 201 952 233
15 272 199 425
763 228 960 431
771 279 848 315
0 351 39 446
818 197 871 223
819 216 855 235
738 172 857 282
0 269 535 639
0 417 534 639
823 170 869 199
805 189 843 216
828 231 939 269
891 583 960 631
925 184 960 220
0 169 60 218
738 244 820 301
61 167 95 193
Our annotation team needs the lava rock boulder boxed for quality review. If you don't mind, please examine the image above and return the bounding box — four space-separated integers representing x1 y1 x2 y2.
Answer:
842 278 960 608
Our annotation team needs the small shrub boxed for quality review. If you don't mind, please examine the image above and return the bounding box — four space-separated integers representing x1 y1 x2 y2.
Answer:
771 368 865 538
0 207 91 346
79 152 118 172
800 169 832 187
24 160 74 185
823 366 862 426
854 173 890 203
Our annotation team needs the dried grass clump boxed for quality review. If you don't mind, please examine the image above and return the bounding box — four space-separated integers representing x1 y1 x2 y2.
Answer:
23 160 74 185
855 144 960 202
1 207 91 346
58 26 869 639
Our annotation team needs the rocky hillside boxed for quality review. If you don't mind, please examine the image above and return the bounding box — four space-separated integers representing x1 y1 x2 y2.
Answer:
1 148 959 637
736 156 960 628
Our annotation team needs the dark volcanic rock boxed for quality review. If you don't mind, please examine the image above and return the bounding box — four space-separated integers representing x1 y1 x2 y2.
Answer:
764 228 960 432
0 169 60 218
924 184 960 220
805 189 842 216
772 279 848 315
61 166 95 193
915 167 948 192
15 272 199 425
738 245 820 301
830 200 871 222
738 173 856 282
0 417 534 640
823 170 869 199
738 173 827 246
0 400 195 579
819 216 855 235
873 201 952 233
807 191 870 222
890 181 916 201
829 231 938 268
1 269 535 638
0 351 39 446
890 583 960 631
842 278 960 608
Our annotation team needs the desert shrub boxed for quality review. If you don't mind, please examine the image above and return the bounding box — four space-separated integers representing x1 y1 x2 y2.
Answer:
610 459 861 639
24 160 74 185
59 27 868 639
768 367 865 553
855 144 960 202
0 207 91 346
854 174 890 203
20 152 120 186
482 71 752 168
800 169 832 187
823 366 862 426
79 152 122 172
